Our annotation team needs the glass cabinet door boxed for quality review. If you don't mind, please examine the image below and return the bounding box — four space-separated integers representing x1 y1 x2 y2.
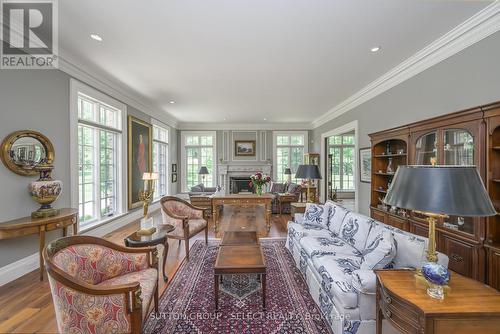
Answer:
415 132 437 165
442 129 475 236
443 129 474 166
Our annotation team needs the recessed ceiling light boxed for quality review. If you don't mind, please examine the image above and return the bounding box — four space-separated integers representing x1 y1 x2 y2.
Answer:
169 101 175 104
223 117 227 121
263 118 267 121
90 34 103 42
370 46 381 52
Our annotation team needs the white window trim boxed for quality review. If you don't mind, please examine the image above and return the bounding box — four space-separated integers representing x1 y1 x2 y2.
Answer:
272 130 309 181
320 120 359 212
327 134 356 191
151 120 169 202
70 79 127 231
180 131 217 193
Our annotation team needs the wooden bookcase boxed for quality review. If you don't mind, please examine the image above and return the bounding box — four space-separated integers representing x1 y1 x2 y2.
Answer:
369 102 500 287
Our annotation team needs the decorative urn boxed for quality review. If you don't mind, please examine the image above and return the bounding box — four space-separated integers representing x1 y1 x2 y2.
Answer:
422 262 450 300
28 160 62 218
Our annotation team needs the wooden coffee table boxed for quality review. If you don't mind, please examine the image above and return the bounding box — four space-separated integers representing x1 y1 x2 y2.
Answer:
214 233 267 310
221 230 259 245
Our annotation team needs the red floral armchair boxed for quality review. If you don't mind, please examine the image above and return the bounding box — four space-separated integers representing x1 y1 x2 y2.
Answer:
160 196 208 260
44 236 159 334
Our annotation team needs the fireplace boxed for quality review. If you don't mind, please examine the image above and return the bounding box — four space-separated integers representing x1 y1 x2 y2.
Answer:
230 177 253 194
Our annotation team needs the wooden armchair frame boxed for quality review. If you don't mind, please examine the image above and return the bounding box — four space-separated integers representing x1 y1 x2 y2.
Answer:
160 196 208 260
43 236 159 334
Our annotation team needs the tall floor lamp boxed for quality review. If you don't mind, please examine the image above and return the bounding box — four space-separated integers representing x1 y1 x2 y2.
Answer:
295 164 322 203
384 165 495 299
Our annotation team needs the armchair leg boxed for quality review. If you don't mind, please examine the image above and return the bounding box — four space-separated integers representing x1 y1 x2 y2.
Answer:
185 239 190 260
154 284 159 314
178 239 181 246
205 226 208 244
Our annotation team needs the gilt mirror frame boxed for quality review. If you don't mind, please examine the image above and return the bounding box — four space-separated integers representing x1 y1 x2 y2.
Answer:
0 130 55 176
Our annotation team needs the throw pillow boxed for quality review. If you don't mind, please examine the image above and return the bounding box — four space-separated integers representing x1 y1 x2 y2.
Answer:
360 229 396 270
324 201 349 235
303 203 331 229
391 229 427 269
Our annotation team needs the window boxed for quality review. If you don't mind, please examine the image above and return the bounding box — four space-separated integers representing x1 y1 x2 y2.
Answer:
181 131 216 192
76 92 123 226
328 133 355 191
152 124 169 200
273 131 308 182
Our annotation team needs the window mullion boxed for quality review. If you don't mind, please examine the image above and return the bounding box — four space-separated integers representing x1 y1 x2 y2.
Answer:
95 129 102 220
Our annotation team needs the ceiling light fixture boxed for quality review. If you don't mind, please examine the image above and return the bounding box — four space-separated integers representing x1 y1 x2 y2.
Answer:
169 101 175 104
370 46 381 53
263 118 267 121
90 34 103 42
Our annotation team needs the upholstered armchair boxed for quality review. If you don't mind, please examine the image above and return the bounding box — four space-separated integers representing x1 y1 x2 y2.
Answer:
160 196 208 260
44 236 159 334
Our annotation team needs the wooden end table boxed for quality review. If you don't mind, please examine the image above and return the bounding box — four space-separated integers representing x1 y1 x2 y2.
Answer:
276 193 297 216
375 269 500 334
124 223 175 282
214 243 266 310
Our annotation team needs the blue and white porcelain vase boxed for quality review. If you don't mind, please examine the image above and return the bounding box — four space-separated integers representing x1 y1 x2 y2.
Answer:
422 262 450 300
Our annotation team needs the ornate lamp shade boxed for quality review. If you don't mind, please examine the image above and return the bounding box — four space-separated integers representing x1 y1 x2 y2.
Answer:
384 166 495 217
284 168 292 175
198 166 209 175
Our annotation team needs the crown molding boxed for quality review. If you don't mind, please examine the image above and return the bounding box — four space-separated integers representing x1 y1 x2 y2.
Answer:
177 122 312 131
311 1 500 129
58 52 179 128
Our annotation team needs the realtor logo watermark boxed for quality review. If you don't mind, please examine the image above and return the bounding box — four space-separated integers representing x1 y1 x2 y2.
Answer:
1 0 58 69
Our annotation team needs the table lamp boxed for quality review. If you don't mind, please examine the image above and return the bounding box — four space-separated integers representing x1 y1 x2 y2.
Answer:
295 164 322 203
140 172 159 219
384 166 495 298
284 168 292 185
199 166 209 185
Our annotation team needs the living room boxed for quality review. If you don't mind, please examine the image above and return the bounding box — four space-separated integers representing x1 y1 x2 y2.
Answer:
1 1 500 333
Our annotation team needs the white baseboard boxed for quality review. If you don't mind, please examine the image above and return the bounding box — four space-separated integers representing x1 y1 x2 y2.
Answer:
0 203 160 287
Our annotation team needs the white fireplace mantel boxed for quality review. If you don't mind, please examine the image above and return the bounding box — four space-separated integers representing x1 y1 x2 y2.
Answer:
218 164 272 194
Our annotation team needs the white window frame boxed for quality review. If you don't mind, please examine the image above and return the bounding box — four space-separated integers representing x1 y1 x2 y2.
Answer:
152 120 169 201
180 131 217 193
70 79 127 231
272 131 309 182
327 133 356 191
320 120 359 212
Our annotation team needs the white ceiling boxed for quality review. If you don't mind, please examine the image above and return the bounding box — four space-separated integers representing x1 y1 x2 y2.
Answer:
58 0 492 127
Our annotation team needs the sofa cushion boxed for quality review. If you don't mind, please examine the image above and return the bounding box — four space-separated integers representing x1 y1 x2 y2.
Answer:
325 202 350 235
288 222 337 242
390 227 427 269
350 269 377 295
338 212 374 251
270 182 286 193
303 203 331 228
300 236 359 259
312 255 362 309
360 228 396 270
190 184 204 192
98 268 157 319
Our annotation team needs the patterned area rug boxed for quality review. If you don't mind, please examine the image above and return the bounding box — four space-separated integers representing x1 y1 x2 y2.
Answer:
143 239 333 334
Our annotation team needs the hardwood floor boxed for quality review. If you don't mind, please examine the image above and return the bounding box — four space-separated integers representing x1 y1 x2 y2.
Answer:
0 205 290 333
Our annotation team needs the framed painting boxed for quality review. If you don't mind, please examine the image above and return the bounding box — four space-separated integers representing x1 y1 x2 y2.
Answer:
235 140 256 156
171 163 177 173
128 116 152 209
359 147 371 183
171 173 178 183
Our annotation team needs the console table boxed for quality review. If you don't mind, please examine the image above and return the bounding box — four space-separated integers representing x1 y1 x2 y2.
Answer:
211 194 273 233
375 269 500 334
0 208 78 281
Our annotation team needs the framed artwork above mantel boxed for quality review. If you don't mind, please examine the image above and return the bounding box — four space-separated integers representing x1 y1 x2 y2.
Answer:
235 140 256 156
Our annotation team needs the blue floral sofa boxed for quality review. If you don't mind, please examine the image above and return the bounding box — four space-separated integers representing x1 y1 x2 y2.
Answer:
285 201 449 334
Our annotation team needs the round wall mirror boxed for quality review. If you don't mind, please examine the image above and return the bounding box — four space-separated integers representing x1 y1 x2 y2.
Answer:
0 130 55 176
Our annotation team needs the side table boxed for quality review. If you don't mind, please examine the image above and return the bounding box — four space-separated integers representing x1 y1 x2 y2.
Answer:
375 269 500 334
276 193 298 216
124 223 175 282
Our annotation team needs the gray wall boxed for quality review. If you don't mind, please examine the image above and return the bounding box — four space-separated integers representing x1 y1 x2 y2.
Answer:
0 70 176 267
312 31 500 216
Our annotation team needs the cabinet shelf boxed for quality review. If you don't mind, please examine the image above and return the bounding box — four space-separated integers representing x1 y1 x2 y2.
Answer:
374 189 387 194
374 172 395 176
373 153 407 158
492 146 500 150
